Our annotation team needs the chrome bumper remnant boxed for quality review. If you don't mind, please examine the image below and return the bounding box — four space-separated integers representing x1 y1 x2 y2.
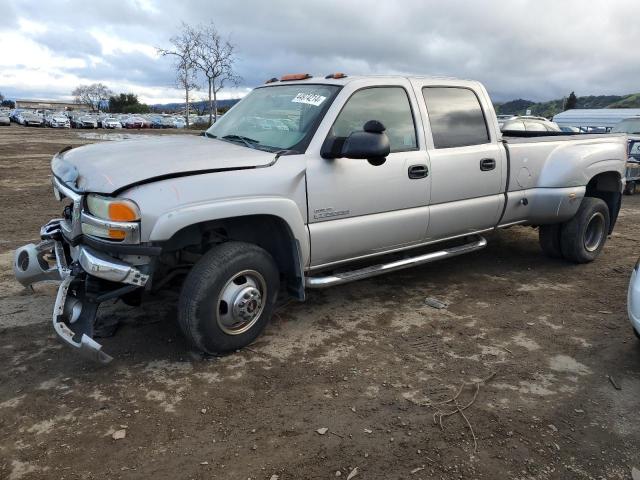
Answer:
53 276 113 364
13 219 149 364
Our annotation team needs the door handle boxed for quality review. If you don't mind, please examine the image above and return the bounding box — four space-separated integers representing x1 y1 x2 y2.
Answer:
408 164 429 179
480 158 496 171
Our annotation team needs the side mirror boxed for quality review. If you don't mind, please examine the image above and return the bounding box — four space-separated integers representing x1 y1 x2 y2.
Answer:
321 120 390 165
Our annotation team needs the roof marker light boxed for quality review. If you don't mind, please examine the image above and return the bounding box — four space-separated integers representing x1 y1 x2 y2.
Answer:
325 73 347 79
280 73 312 81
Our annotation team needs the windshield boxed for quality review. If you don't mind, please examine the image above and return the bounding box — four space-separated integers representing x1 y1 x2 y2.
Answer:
206 84 340 152
612 118 640 134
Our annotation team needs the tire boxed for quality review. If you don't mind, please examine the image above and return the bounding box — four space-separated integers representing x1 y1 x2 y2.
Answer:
560 197 610 263
178 241 280 354
539 224 563 259
624 181 636 196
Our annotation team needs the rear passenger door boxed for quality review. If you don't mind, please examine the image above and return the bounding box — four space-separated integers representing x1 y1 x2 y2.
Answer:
412 82 505 240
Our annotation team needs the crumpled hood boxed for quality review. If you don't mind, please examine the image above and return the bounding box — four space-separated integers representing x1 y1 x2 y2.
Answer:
52 135 276 194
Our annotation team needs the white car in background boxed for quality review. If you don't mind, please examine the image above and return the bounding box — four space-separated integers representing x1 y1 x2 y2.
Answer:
501 117 562 132
46 112 71 128
102 117 122 129
629 258 640 340
22 111 45 127
173 117 186 128
0 111 10 126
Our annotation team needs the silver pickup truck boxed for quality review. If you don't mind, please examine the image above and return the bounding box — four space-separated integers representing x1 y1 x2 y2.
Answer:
14 74 628 363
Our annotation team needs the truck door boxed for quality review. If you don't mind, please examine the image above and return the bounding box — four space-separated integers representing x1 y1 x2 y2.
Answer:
412 81 506 240
306 82 430 268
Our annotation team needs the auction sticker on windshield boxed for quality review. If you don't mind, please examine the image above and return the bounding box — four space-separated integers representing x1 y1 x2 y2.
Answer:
291 93 327 107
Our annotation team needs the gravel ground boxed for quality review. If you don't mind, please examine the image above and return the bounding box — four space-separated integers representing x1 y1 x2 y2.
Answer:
1 124 639 479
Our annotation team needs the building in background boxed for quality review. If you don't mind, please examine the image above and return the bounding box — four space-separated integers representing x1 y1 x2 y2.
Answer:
15 99 91 111
553 108 640 131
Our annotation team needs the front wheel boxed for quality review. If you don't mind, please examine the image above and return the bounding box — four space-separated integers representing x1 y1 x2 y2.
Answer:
624 181 636 196
178 242 280 354
560 197 610 263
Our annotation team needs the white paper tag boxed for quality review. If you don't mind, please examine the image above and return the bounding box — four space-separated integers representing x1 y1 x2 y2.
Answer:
291 93 327 107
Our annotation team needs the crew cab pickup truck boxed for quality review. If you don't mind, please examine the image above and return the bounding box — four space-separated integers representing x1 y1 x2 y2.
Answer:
14 74 628 363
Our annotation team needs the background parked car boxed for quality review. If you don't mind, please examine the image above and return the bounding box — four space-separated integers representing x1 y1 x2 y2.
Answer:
0 111 10 126
101 117 122 129
612 117 640 136
125 116 146 129
629 256 640 340
501 117 562 132
73 115 98 129
21 111 45 127
149 116 164 128
45 112 71 128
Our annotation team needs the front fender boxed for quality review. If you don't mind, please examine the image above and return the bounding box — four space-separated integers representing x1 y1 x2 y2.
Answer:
149 196 310 267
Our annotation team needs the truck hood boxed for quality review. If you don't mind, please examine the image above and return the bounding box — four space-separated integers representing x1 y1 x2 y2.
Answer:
52 135 276 194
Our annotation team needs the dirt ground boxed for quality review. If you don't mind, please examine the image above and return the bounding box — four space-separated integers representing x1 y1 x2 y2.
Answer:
1 124 639 480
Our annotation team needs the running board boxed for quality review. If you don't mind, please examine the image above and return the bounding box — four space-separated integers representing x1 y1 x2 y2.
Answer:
305 235 487 288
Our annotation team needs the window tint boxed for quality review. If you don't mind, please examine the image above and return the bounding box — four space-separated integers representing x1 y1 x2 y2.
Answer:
422 87 490 148
331 87 417 152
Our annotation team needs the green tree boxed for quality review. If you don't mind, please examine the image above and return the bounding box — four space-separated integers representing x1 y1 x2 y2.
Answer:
565 91 577 110
108 93 150 113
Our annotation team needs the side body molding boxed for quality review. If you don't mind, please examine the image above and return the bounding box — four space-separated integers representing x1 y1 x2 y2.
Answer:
149 196 311 267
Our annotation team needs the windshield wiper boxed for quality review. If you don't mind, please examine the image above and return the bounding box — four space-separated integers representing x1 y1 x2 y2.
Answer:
221 134 259 149
204 131 216 138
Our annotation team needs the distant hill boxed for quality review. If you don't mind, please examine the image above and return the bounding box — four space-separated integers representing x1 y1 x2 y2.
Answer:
495 93 640 118
151 98 240 113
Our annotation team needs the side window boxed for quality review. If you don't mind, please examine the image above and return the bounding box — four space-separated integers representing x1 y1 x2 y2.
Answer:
331 87 417 153
422 87 490 149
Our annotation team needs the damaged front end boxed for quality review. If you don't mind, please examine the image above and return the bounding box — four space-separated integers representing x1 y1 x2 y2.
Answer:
14 170 152 364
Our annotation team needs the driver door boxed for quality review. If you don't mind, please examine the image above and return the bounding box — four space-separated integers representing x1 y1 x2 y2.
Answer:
306 83 431 268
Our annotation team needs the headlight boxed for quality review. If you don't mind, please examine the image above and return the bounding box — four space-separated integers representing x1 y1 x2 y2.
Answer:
83 194 140 240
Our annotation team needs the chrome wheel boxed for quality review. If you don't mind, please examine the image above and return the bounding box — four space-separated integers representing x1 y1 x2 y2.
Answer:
216 270 267 335
584 212 605 252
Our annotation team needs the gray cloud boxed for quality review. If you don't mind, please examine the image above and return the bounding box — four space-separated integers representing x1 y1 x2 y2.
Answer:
26 28 103 57
2 0 639 102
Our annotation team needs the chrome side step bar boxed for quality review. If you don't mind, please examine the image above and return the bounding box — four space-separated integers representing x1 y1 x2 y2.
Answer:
305 235 487 289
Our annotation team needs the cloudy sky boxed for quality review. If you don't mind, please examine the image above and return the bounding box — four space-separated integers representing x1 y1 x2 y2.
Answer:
0 0 638 105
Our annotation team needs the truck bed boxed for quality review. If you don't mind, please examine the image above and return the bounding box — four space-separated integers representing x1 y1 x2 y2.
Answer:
496 132 628 227
501 132 622 143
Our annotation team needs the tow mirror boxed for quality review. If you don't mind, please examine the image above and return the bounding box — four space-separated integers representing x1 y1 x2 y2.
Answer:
321 120 390 166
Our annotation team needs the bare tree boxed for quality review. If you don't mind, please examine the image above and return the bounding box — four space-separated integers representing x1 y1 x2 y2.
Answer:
192 23 240 125
72 83 113 111
157 23 199 127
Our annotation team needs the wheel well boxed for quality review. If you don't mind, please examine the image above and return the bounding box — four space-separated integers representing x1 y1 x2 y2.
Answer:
162 215 305 300
585 171 622 233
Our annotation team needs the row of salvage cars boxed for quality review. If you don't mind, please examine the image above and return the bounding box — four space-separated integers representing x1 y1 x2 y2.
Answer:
1 109 191 129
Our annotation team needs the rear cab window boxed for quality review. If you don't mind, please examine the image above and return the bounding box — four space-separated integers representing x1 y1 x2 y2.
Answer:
422 87 490 149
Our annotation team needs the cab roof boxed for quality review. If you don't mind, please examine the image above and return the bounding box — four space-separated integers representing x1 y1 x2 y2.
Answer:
261 74 470 87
